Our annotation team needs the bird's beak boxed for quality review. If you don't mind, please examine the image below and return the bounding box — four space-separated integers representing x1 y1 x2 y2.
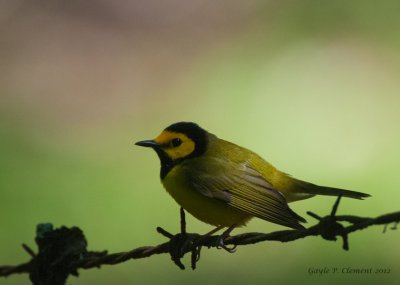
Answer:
135 139 160 148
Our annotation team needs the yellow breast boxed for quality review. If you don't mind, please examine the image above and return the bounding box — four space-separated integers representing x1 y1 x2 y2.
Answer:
162 165 251 227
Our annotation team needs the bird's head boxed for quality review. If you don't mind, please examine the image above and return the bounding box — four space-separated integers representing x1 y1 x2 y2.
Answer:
135 122 208 178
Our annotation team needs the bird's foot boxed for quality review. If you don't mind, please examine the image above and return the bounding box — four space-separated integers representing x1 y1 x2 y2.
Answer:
215 225 237 253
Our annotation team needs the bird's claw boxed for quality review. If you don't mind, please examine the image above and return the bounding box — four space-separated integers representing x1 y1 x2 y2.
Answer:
216 241 237 253
215 233 237 253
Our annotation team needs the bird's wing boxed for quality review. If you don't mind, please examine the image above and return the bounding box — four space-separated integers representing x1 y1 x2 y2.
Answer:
182 157 305 229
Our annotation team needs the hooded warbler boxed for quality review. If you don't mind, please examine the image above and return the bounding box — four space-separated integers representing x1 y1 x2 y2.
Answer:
136 122 369 235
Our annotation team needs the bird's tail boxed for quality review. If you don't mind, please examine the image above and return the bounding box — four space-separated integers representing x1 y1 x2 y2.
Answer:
294 179 370 200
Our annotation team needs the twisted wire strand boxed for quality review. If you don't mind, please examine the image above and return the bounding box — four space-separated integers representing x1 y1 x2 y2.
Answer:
1 198 399 277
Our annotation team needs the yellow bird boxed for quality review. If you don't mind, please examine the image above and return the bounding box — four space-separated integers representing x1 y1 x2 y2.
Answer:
136 122 369 247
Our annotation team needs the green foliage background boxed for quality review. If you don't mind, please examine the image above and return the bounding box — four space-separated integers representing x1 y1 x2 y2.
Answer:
1 1 399 284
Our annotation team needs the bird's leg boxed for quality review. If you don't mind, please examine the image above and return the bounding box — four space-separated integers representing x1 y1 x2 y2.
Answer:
203 225 225 237
216 224 237 253
192 226 224 251
193 225 224 247
188 225 224 269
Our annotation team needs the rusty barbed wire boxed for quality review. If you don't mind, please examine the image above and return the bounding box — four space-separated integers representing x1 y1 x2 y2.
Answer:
1 196 399 284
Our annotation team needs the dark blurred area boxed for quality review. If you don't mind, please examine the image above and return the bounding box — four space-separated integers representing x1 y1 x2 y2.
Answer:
2 0 399 125
1 0 259 123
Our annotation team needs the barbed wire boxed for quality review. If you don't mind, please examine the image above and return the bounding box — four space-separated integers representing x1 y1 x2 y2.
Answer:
0 196 399 285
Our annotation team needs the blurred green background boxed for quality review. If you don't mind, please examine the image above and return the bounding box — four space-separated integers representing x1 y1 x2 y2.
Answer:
1 1 399 284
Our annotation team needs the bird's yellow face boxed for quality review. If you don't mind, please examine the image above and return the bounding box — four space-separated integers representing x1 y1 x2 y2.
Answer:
154 130 196 160
135 122 208 179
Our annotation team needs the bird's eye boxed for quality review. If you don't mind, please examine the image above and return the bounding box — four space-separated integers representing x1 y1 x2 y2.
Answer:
171 138 182 147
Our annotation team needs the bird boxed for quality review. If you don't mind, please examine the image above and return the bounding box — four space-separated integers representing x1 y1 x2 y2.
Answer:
135 122 369 249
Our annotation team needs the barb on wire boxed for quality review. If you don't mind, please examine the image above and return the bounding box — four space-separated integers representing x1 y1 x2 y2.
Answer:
0 196 399 285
